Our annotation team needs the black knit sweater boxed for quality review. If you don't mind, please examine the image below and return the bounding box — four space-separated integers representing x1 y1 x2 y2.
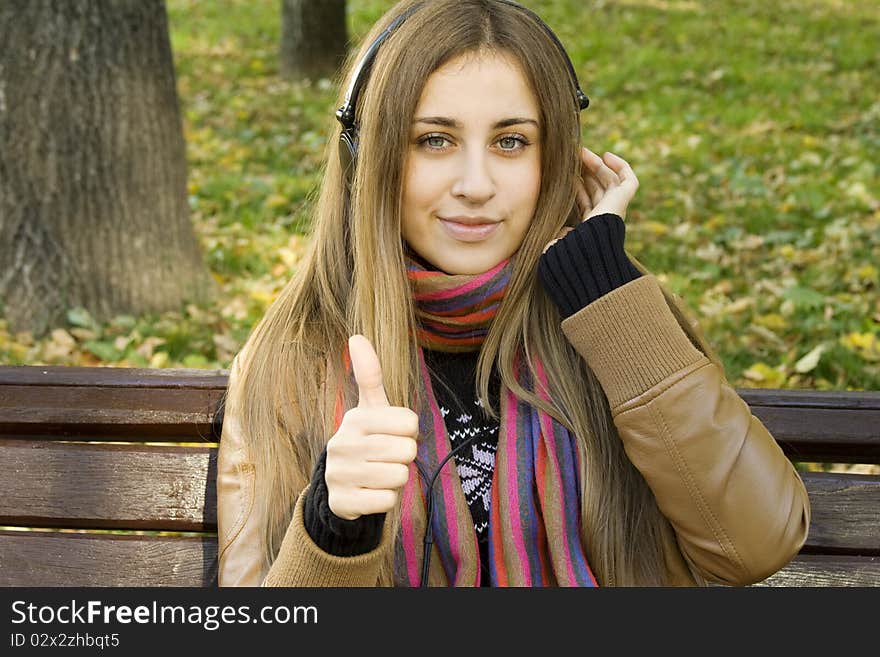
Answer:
302 213 641 584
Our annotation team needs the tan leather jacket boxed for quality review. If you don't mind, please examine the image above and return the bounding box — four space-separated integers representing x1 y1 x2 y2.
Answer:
217 275 810 586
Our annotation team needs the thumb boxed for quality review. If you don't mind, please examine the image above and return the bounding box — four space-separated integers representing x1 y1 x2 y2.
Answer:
349 334 390 408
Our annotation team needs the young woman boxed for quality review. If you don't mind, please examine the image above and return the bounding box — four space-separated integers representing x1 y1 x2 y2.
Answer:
217 0 810 587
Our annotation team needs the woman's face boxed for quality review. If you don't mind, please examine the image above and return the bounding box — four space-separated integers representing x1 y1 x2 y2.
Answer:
402 50 542 275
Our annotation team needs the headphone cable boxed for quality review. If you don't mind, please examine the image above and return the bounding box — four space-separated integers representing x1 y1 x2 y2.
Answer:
415 431 482 587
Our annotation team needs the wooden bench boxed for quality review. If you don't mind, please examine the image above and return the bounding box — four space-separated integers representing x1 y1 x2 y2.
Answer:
1 365 878 587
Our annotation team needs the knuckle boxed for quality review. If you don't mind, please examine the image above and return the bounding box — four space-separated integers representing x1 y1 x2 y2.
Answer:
381 489 399 510
328 491 353 519
405 409 420 435
394 463 410 487
405 439 418 461
326 434 354 459
323 460 344 486
325 439 342 461
338 414 357 436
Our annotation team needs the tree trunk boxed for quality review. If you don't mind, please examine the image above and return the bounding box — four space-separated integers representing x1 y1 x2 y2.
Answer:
279 0 347 80
0 0 214 337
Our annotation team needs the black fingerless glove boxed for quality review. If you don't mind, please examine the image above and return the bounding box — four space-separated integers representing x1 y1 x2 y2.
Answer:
302 448 386 556
538 213 642 318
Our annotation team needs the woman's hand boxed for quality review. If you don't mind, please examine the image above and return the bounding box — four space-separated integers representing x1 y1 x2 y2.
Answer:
325 335 419 521
543 148 640 253
577 147 639 221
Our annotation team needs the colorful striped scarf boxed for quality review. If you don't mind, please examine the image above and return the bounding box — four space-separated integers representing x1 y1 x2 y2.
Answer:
334 254 598 586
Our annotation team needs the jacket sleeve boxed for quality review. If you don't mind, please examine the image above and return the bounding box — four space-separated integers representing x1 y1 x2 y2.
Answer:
217 352 269 587
217 351 392 587
559 274 811 585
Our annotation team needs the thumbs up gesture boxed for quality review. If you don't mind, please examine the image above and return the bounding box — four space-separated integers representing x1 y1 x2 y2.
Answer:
324 335 419 521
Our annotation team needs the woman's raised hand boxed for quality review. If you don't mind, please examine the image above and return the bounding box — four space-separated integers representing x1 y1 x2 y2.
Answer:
324 335 419 521
576 148 639 221
543 148 640 254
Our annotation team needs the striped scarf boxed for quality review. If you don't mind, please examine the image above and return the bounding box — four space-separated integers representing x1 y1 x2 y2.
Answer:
334 254 598 586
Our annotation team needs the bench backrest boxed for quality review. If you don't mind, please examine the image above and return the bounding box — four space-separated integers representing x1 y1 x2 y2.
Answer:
0 366 224 586
0 366 878 587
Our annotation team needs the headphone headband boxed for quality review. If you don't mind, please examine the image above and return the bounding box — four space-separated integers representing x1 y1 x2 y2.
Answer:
336 0 589 173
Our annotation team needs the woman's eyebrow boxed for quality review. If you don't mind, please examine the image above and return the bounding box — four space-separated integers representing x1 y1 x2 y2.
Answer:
413 116 539 129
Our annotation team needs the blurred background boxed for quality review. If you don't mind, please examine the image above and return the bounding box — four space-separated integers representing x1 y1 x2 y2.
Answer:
1 0 878 392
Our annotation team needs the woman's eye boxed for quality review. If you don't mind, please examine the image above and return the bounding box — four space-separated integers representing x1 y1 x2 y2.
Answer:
422 135 450 150
498 135 528 151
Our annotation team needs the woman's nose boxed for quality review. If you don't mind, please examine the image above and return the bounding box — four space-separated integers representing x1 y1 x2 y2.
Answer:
450 149 495 204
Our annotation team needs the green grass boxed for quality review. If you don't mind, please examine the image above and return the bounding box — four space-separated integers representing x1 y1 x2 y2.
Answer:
2 0 877 391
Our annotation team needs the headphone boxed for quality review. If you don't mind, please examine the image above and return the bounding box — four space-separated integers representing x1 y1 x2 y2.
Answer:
335 1 588 587
334 0 590 183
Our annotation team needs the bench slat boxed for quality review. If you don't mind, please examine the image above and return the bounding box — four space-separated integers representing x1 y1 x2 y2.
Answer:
753 407 880 462
0 366 228 388
0 531 217 587
2 439 877 554
0 440 217 531
738 388 880 410
756 554 880 587
799 472 880 554
0 531 875 587
0 385 222 440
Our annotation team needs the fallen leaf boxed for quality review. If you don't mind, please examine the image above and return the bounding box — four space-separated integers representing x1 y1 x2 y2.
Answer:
794 344 826 373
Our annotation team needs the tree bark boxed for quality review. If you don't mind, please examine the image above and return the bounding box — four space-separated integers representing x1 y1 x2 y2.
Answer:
0 0 214 337
279 0 347 80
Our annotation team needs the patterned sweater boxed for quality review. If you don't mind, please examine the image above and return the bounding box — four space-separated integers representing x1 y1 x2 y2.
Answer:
303 213 641 586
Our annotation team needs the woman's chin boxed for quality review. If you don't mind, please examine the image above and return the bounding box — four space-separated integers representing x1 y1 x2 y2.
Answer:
435 250 508 276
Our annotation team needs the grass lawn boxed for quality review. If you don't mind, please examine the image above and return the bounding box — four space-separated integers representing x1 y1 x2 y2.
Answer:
1 0 877 392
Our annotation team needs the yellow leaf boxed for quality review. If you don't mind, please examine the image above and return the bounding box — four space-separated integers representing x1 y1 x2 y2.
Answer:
51 328 76 349
643 221 669 236
840 332 880 361
742 362 787 388
704 215 726 230
846 181 875 206
69 328 97 341
748 324 787 348
710 280 733 295
265 194 288 210
779 245 796 260
277 246 301 268
794 344 826 373
149 352 170 369
856 264 878 282
725 297 753 314
213 333 240 357
733 234 764 250
136 337 166 360
249 289 277 306
754 313 787 330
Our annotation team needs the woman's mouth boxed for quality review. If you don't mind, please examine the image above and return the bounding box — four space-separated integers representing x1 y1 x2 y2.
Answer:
438 218 500 242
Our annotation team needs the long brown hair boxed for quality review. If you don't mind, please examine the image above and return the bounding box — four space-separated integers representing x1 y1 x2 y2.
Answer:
227 0 720 586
